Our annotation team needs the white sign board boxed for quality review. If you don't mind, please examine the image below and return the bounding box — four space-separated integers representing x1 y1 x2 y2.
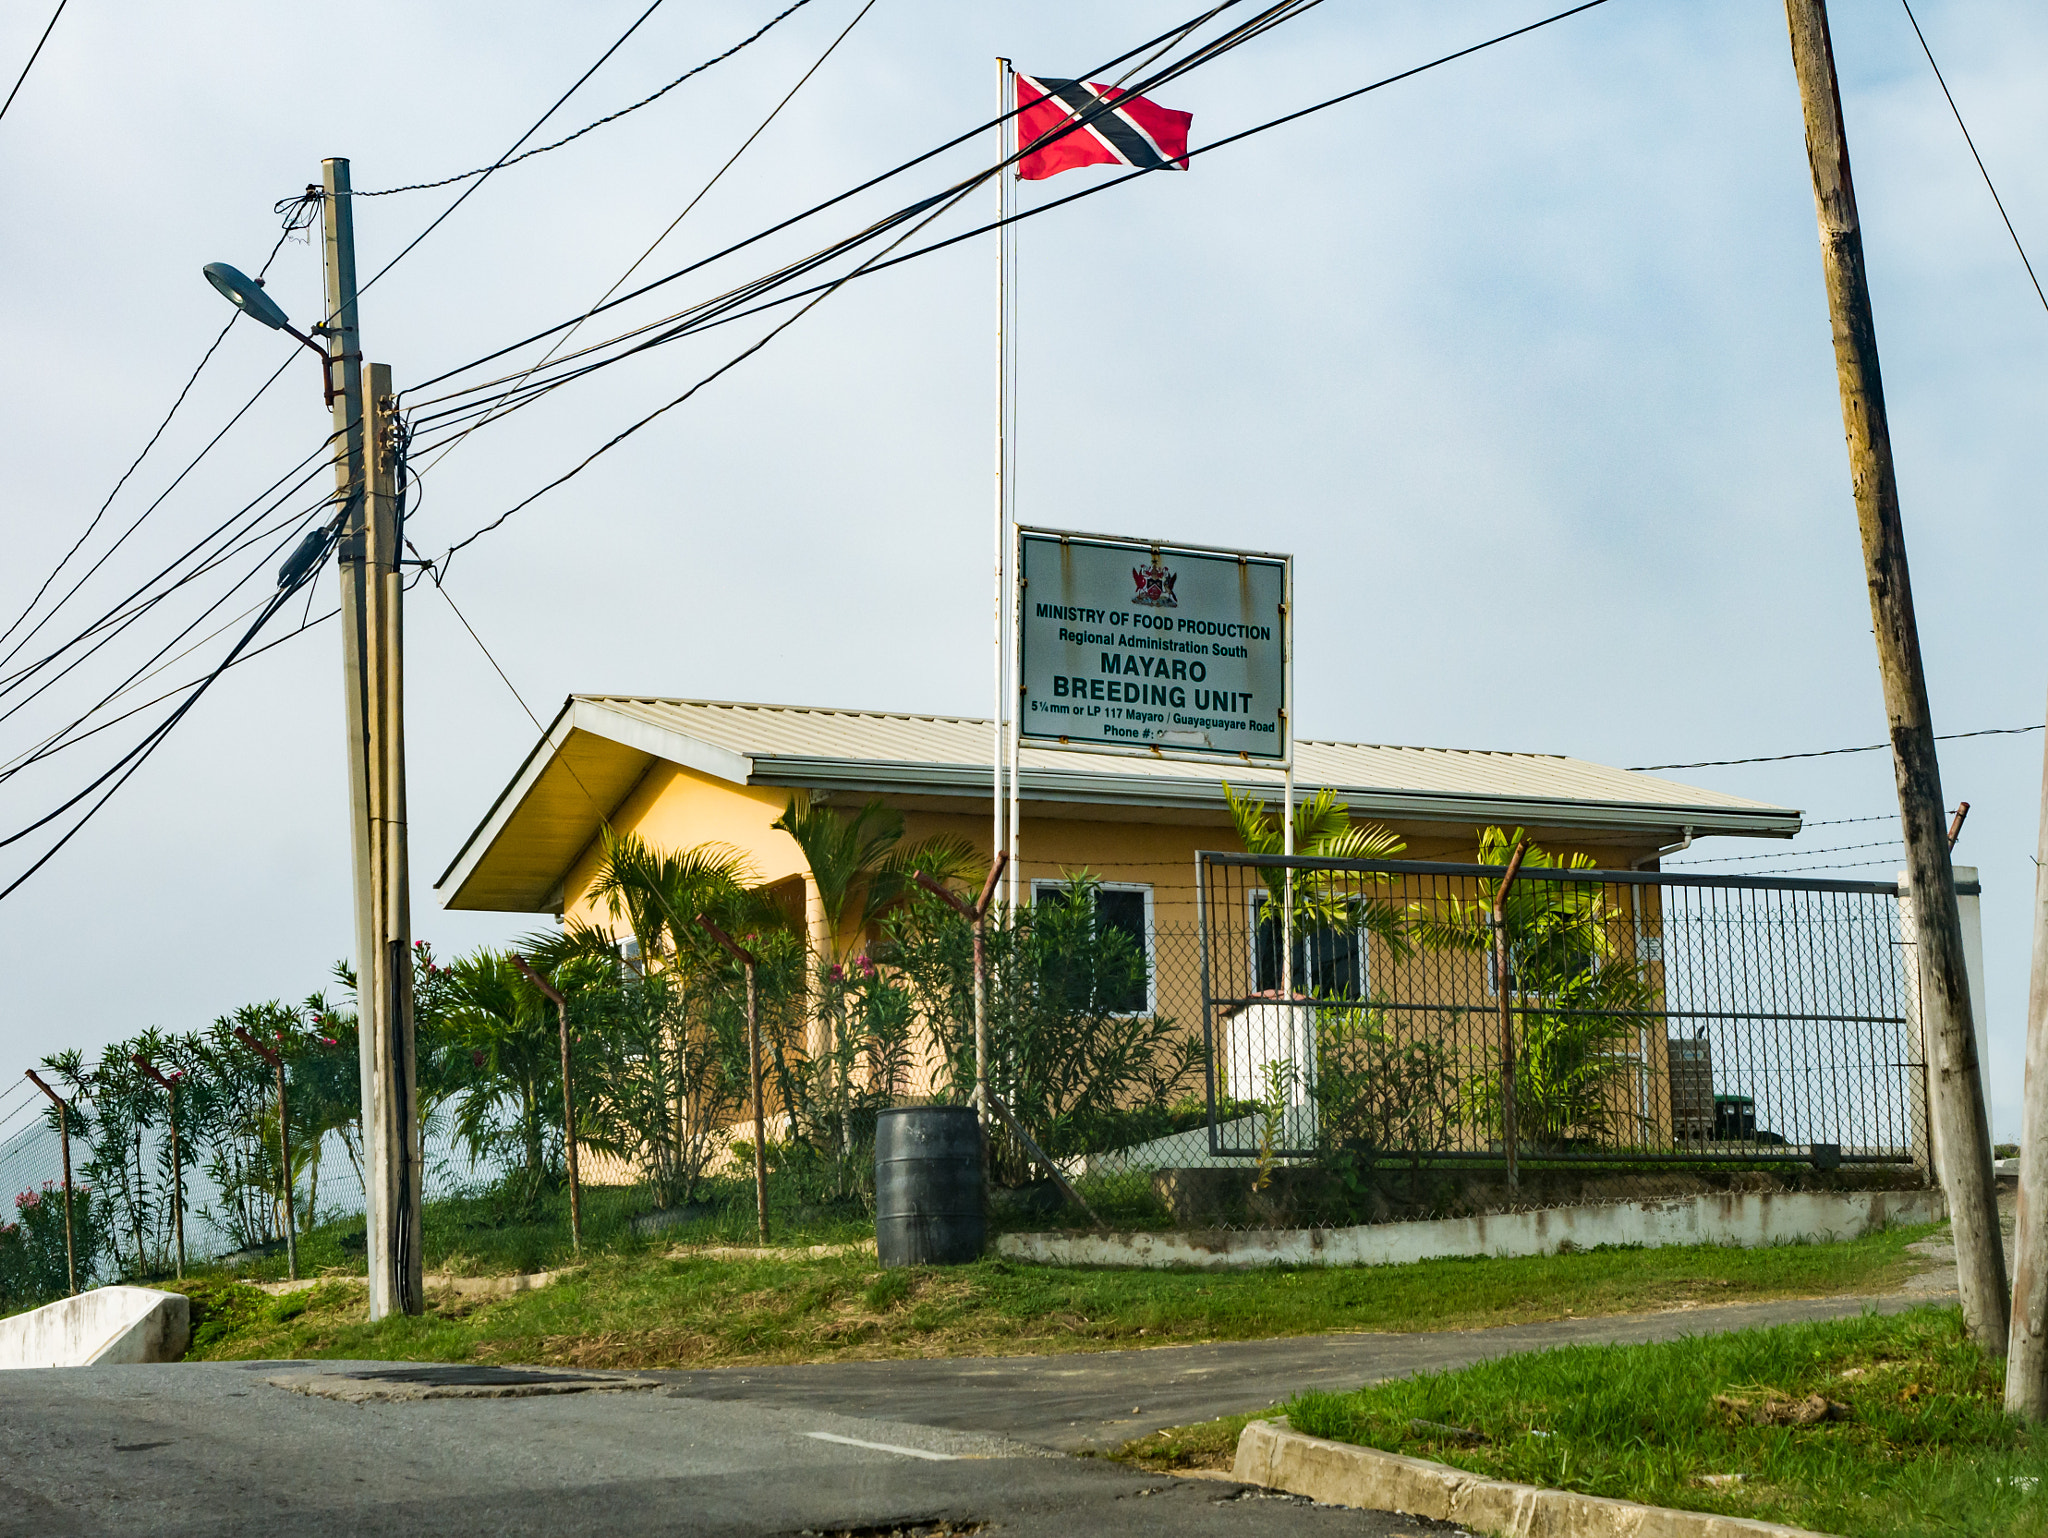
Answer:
1016 528 1291 765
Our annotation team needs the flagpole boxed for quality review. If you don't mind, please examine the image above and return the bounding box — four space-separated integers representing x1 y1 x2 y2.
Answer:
991 56 1011 908
1000 57 1023 914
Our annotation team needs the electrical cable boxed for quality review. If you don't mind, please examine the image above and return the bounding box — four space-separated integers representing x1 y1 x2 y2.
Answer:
0 442 336 708
406 0 1334 435
0 529 337 905
0 201 320 667
0 0 68 125
419 0 1607 547
412 0 881 483
1671 838 1905 866
406 0 1282 396
1631 723 2043 772
1901 0 2048 316
357 0 672 295
352 0 823 198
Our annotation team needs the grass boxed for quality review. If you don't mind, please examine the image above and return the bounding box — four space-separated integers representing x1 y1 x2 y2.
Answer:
1288 1306 2047 1538
168 1219 1937 1370
1107 1408 1282 1473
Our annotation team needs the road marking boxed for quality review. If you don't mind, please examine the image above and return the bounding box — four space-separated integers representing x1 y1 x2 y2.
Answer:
804 1431 958 1461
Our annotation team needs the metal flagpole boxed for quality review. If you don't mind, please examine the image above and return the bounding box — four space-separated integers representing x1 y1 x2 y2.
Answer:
991 57 1011 905
1000 58 1022 912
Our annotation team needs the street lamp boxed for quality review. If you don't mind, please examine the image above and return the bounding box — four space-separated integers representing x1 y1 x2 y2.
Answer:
201 262 338 404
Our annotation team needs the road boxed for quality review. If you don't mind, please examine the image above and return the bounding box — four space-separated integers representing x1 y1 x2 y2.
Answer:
0 1288 1954 1537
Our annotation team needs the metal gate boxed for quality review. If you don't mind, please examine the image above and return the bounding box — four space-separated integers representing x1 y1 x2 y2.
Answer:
1196 853 1932 1167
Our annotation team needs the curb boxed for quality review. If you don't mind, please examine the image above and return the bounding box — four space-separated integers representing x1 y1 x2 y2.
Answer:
1232 1419 1834 1538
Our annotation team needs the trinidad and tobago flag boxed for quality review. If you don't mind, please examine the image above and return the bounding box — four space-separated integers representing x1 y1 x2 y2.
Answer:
1014 72 1192 181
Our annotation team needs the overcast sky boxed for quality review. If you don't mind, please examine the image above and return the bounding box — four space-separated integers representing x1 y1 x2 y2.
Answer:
1 0 2043 1140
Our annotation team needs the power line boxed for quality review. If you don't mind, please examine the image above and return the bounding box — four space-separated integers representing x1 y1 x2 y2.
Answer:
1901 0 2048 316
359 0 672 293
1671 838 1904 866
0 201 320 667
0 536 332 905
417 0 1611 552
414 0 879 483
352 0 824 198
1632 723 2043 771
0 0 68 125
407 0 1286 397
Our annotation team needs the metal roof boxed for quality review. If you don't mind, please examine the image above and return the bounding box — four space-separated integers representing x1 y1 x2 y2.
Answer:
436 695 1799 913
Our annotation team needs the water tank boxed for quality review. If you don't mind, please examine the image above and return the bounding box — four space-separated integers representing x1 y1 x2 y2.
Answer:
874 1105 984 1266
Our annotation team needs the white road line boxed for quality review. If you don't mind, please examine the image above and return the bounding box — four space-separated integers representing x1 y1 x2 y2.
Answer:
804 1431 958 1462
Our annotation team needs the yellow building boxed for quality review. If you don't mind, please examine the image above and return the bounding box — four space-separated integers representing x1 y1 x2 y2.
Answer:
437 694 1797 968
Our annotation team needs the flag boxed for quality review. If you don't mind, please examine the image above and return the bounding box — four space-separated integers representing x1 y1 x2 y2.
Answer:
1014 73 1192 181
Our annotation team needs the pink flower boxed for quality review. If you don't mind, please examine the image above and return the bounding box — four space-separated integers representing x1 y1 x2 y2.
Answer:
472 1049 486 1068
320 1037 338 1047
826 964 844 982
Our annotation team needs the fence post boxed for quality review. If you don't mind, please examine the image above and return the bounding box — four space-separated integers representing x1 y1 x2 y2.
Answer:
1492 838 1530 1189
131 1057 185 1279
914 853 1008 1118
234 1029 296 1281
25 1071 76 1296
512 955 582 1255
697 916 769 1243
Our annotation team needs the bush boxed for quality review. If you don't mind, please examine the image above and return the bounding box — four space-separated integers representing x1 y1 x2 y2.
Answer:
0 1182 109 1309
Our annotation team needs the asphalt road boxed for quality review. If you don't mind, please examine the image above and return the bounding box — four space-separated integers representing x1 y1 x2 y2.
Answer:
1 1288 1954 1537
0 1360 1458 1538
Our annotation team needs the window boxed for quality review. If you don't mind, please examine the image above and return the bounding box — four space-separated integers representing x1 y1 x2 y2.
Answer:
1031 880 1154 1015
1251 892 1368 998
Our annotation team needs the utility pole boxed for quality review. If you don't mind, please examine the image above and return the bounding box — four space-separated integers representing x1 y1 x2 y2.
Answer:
1782 0 2007 1352
2009 711 2048 1415
321 157 421 1319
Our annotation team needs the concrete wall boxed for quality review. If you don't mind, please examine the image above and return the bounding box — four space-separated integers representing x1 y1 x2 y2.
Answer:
995 1186 1944 1271
0 1286 191 1369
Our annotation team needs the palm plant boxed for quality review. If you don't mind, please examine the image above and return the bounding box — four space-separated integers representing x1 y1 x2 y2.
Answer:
1416 826 1657 1151
771 792 980 963
1224 782 1411 985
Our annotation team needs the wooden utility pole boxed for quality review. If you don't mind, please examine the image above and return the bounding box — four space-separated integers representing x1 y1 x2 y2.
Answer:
322 153 420 1319
131 1058 184 1279
697 916 769 1242
512 955 582 1254
2009 712 2048 1414
25 1071 76 1295
1782 0 2007 1351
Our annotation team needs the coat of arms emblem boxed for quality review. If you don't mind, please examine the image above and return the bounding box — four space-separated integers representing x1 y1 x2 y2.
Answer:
1130 559 1178 608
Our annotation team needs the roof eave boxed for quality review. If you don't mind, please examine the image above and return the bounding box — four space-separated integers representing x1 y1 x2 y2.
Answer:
743 756 1800 839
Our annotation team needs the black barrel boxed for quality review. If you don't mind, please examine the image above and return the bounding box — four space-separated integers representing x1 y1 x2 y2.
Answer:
874 1105 985 1267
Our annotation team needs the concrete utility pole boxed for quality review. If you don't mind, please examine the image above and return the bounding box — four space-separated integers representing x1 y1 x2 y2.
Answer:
2008 713 2048 1414
1782 0 2008 1352
322 157 421 1319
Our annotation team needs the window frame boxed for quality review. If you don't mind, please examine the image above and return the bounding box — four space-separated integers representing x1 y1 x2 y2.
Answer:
1030 878 1157 1017
1248 889 1372 999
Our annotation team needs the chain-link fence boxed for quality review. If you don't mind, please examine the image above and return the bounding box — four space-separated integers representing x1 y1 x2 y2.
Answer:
1006 853 1936 1233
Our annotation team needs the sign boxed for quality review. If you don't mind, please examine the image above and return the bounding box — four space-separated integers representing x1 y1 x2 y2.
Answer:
1016 528 1291 764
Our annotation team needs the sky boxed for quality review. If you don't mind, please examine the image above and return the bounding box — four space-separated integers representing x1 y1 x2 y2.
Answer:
0 0 2043 1141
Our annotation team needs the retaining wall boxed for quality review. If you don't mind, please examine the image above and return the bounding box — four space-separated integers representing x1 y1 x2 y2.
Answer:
995 1186 1944 1270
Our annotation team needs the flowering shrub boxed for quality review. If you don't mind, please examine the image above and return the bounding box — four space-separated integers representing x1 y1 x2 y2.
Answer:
0 1181 109 1308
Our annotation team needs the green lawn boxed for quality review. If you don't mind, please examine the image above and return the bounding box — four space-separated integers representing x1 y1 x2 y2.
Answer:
1288 1306 2046 1538
170 1220 1936 1370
